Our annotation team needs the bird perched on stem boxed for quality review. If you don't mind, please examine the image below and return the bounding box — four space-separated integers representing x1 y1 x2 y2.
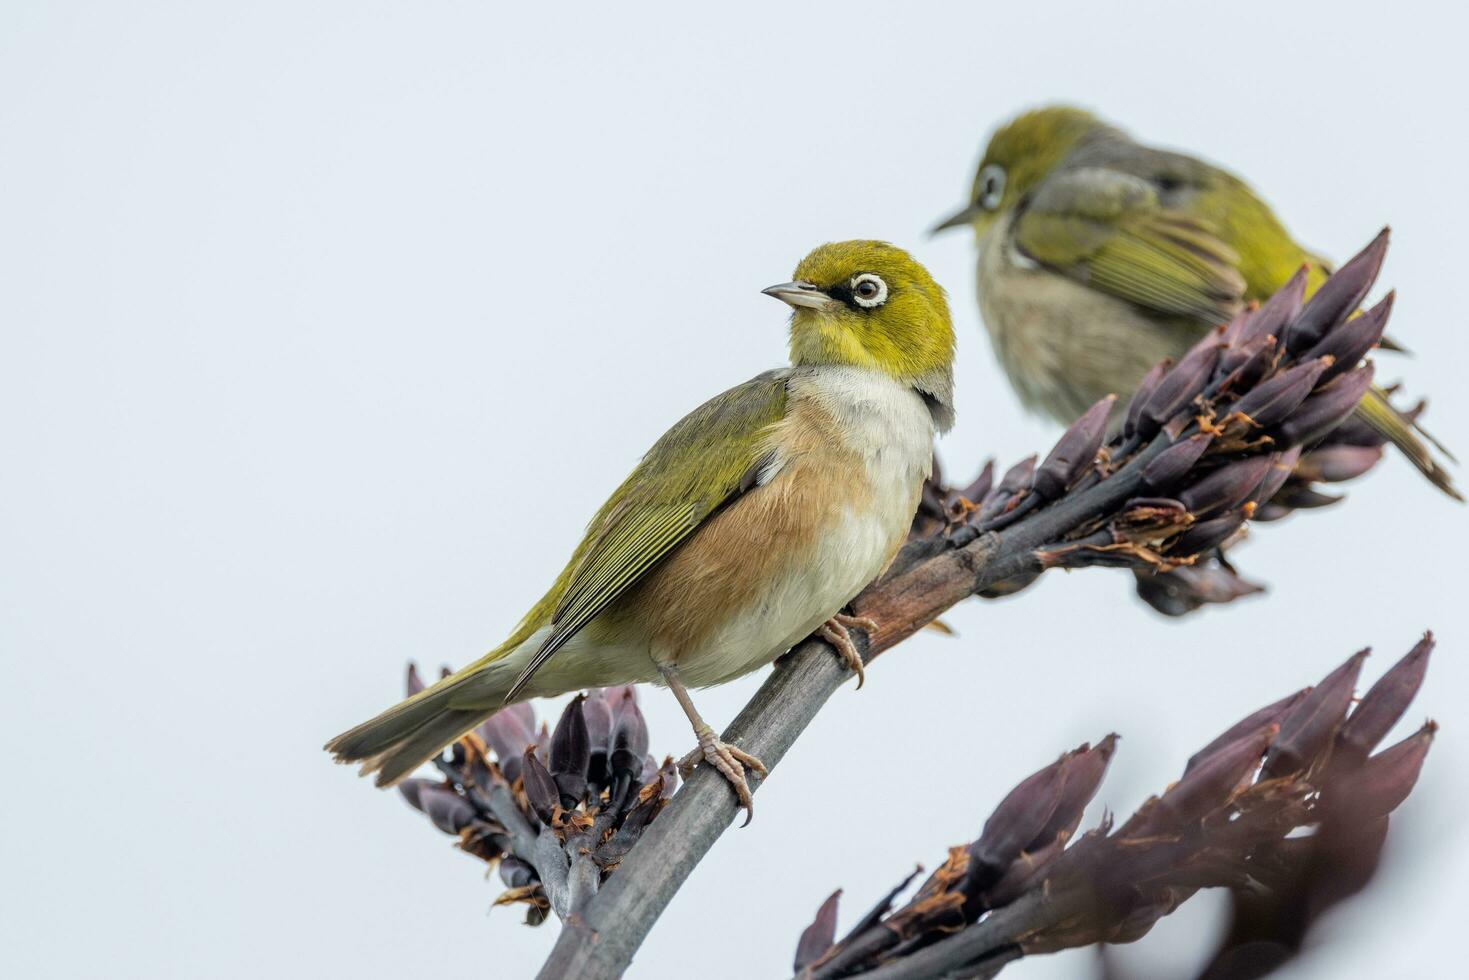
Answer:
327 241 955 816
934 105 1457 499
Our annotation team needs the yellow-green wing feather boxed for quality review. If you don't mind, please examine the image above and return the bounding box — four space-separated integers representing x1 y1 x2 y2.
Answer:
1016 161 1455 497
1014 167 1248 324
502 369 791 699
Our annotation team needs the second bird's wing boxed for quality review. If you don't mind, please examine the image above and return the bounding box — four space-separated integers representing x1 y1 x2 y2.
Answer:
504 369 792 700
1012 166 1247 325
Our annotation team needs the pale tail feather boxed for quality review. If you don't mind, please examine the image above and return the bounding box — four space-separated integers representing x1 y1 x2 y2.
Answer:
324 653 519 787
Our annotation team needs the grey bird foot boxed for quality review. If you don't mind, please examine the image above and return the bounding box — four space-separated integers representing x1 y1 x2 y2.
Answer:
677 724 767 824
819 612 878 688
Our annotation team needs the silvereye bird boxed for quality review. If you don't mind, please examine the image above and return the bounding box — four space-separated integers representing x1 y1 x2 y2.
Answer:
327 241 955 813
934 105 1458 498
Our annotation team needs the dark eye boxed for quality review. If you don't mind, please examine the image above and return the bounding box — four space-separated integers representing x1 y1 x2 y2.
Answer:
978 163 1007 210
849 273 888 309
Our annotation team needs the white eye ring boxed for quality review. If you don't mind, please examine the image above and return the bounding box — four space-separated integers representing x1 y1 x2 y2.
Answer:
978 163 1007 210
850 273 888 309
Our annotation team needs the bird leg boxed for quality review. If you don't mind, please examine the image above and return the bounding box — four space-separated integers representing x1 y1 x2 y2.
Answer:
659 663 766 822
818 612 878 688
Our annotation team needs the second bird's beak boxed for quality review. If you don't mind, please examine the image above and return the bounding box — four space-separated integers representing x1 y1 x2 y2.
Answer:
762 280 835 310
930 203 983 235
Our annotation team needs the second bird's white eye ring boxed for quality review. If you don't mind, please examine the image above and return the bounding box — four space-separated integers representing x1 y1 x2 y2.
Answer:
978 163 1007 210
850 273 888 309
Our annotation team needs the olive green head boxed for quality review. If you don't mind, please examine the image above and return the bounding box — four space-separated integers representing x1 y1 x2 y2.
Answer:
933 105 1107 236
764 240 954 379
763 240 956 426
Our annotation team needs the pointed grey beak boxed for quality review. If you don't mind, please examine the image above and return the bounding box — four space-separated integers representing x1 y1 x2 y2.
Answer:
930 203 983 235
761 280 835 310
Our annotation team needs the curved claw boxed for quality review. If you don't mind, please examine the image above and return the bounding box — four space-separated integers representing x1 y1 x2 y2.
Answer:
678 728 767 825
819 613 878 688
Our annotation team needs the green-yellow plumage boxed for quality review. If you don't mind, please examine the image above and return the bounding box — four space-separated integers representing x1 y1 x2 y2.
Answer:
326 241 955 808
936 105 1456 497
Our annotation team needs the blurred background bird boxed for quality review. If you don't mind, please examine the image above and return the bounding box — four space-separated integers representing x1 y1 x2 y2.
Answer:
327 241 955 814
934 105 1458 499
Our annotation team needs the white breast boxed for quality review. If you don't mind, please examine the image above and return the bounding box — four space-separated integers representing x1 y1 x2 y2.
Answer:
684 366 936 686
791 365 937 505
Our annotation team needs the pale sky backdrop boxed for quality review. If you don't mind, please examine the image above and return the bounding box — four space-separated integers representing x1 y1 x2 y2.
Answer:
3 2 1466 978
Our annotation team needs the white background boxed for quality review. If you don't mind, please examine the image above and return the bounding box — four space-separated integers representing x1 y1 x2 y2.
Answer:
3 2 1465 978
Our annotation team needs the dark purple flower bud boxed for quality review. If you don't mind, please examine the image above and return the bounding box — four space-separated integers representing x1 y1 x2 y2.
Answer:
1143 434 1214 491
1214 334 1278 392
406 663 426 697
1238 266 1309 348
1170 509 1249 556
498 856 538 890
979 455 1036 517
1251 501 1293 522
1251 447 1301 506
1306 815 1390 911
1178 455 1274 518
1030 735 1118 849
1326 415 1389 448
1336 634 1433 766
582 693 614 792
549 696 591 809
1186 690 1309 775
994 455 1036 496
582 692 613 749
961 460 995 503
1220 309 1252 348
845 868 923 946
611 697 649 760
480 708 538 783
418 784 477 835
1324 722 1436 821
1101 896 1181 946
1271 484 1344 511
522 747 560 824
1277 364 1375 447
982 833 1070 910
1143 342 1222 430
1034 397 1114 499
1283 229 1389 353
1306 292 1394 381
1134 564 1263 616
609 698 649 810
397 777 435 813
1148 724 1276 831
1126 360 1172 439
1262 649 1368 780
1295 445 1384 484
793 890 842 972
1186 322 1228 359
1232 357 1332 428
968 753 1069 888
595 791 662 865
